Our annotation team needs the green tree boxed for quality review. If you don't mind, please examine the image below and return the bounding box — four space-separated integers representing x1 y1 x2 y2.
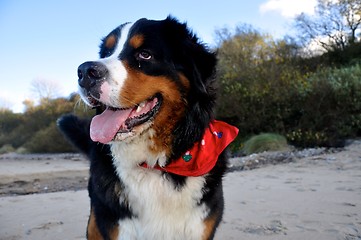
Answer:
215 24 303 136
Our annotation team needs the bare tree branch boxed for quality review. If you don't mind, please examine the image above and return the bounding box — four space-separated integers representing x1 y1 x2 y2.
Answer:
30 78 61 102
294 0 361 52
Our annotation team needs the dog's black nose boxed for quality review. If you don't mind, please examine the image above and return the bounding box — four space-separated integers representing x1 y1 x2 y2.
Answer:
78 61 108 91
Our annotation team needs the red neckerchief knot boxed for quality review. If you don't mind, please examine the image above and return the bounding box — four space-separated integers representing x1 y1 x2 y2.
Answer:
141 120 239 177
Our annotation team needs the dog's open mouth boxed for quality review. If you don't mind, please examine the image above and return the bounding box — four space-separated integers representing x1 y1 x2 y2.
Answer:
89 95 162 143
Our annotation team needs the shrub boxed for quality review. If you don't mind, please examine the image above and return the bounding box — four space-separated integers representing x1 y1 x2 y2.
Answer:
0 93 95 153
242 133 289 155
23 122 75 153
0 144 15 154
287 64 361 147
217 61 361 148
15 147 29 154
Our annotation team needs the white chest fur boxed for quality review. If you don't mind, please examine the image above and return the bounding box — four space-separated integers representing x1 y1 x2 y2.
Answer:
111 140 209 240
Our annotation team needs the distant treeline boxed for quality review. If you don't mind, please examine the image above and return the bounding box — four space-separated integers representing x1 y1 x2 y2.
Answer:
0 95 94 153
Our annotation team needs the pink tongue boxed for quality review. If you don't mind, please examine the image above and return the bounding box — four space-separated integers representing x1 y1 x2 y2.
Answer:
90 108 132 144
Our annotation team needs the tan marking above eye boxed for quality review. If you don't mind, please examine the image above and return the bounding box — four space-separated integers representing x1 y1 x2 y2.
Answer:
129 34 144 49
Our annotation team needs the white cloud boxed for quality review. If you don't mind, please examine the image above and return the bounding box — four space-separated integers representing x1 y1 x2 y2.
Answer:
260 0 317 18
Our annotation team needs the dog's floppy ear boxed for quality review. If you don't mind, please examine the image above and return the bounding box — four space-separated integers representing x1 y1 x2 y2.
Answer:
184 38 217 97
164 16 217 97
164 17 218 159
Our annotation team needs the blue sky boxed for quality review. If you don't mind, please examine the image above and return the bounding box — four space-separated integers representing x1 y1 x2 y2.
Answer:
0 0 316 112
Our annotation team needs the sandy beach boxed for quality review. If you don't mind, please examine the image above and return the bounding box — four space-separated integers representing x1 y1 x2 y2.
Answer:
0 143 360 240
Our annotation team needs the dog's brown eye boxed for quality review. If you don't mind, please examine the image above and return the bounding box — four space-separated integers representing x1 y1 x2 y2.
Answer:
138 51 152 60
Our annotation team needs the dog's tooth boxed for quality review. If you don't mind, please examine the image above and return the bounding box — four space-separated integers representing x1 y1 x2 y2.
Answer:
140 101 146 108
136 101 146 113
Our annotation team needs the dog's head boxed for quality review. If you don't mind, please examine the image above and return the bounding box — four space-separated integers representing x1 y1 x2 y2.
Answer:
78 16 217 157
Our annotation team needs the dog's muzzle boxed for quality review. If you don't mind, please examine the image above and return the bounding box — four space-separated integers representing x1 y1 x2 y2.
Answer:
78 61 108 92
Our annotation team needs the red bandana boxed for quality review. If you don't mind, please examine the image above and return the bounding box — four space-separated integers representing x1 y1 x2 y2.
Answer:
142 120 239 177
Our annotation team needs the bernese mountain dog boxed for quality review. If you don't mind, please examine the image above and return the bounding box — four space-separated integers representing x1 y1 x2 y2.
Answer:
58 16 238 240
